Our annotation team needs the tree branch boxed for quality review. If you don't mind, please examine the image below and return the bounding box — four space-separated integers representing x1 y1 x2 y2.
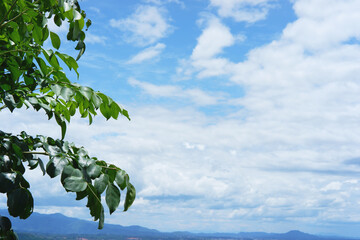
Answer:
23 151 49 156
0 49 30 55
0 9 28 28
0 0 18 27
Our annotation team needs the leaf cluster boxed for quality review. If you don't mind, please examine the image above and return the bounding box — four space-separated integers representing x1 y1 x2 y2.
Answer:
0 0 130 139
0 130 136 229
0 0 136 230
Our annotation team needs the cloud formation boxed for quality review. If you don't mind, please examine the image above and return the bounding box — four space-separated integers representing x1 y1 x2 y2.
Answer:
128 78 221 106
110 5 171 46
3 0 360 237
127 43 166 64
209 0 275 23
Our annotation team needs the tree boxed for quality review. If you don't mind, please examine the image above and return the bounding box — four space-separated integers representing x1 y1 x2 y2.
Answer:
0 0 136 236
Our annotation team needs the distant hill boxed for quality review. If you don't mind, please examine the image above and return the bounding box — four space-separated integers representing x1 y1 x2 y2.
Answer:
0 209 358 240
0 209 159 236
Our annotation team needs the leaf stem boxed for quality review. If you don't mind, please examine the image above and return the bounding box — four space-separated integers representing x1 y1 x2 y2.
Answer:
87 183 102 204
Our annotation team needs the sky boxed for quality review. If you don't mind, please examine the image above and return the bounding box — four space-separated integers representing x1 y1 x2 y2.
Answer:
2 0 360 237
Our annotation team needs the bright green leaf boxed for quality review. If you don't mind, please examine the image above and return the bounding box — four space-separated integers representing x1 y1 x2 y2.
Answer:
50 32 61 49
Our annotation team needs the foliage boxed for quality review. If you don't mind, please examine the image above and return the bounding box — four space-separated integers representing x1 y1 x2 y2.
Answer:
0 215 18 239
0 0 136 230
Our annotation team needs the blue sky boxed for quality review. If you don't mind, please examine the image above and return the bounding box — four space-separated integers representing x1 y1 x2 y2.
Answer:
2 0 360 237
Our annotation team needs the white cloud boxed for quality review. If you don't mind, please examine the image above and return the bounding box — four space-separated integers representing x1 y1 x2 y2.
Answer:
143 0 185 8
110 5 171 46
177 17 238 79
282 0 360 50
86 32 107 45
170 0 360 232
127 43 166 64
128 78 220 106
192 17 235 60
209 0 275 23
46 16 68 34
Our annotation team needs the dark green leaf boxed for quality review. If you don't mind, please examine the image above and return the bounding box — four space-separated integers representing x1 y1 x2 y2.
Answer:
86 19 92 30
76 189 88 200
46 156 68 178
124 183 136 212
94 174 109 194
54 15 62 27
115 170 128 190
0 216 12 232
76 41 86 61
4 93 16 112
0 173 18 193
7 188 33 219
63 169 87 192
105 183 120 214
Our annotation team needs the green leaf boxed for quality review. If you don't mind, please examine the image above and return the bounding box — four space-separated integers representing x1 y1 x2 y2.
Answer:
36 58 49 76
115 170 128 190
60 87 75 101
124 183 136 212
86 19 92 30
11 143 23 158
100 103 111 120
63 169 87 192
86 163 102 179
94 174 109 194
3 93 16 112
51 84 62 96
49 54 60 70
38 159 46 175
33 24 43 44
79 86 93 101
105 183 120 214
54 14 62 27
0 173 18 193
60 165 75 184
7 188 33 219
110 102 120 119
107 164 119 183
86 185 103 226
46 156 68 178
76 41 86 61
50 32 61 49
68 101 77 116
91 93 101 108
76 189 88 200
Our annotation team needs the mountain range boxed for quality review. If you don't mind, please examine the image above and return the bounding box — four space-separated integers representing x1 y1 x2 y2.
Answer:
0 209 357 240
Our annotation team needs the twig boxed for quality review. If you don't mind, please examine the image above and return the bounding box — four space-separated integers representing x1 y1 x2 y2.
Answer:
23 151 49 156
0 0 18 27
